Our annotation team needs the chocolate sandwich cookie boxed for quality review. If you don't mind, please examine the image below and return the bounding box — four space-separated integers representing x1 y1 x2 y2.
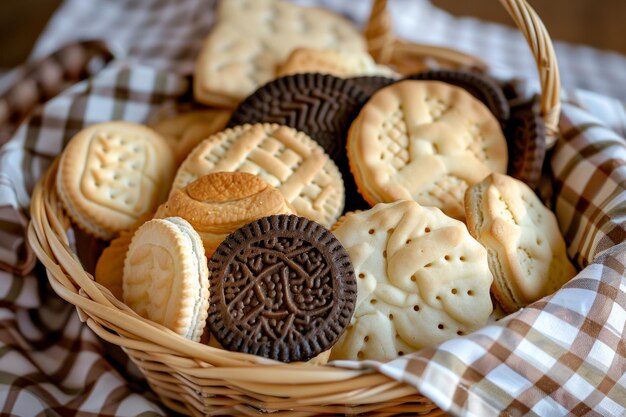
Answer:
505 95 546 189
207 214 357 363
406 70 510 127
227 73 369 161
349 76 396 97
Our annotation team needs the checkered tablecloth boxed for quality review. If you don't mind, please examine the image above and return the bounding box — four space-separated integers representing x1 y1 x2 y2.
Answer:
0 1 624 416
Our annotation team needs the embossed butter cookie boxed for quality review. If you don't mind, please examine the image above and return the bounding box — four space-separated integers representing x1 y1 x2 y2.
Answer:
123 217 209 342
56 121 175 239
330 201 493 361
172 123 345 228
194 0 366 107
207 215 357 362
347 80 508 220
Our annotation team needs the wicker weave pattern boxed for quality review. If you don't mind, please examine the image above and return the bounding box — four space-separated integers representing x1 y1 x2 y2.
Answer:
27 1 560 415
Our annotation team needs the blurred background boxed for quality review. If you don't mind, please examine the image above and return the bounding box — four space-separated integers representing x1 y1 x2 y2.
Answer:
1 0 625 70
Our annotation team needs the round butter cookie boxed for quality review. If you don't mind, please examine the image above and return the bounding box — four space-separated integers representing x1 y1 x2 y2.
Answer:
207 215 357 362
172 123 345 228
155 172 294 256
123 217 209 342
329 200 493 361
56 122 175 239
464 173 576 313
151 109 231 164
347 80 508 220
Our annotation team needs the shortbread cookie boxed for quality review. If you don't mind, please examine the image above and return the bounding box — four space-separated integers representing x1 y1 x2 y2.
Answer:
276 48 396 79
464 173 576 313
155 172 294 256
57 122 175 239
123 217 209 342
172 123 345 228
329 200 493 361
407 70 510 127
151 110 231 163
347 80 508 220
194 0 366 107
95 212 154 300
207 215 357 362
505 96 546 189
331 210 362 232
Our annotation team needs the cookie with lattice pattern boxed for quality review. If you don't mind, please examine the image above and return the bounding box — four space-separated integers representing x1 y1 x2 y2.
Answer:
347 80 508 220
207 215 356 362
172 123 345 228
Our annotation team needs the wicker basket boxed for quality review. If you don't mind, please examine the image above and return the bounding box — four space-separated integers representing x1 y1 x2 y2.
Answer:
27 0 561 415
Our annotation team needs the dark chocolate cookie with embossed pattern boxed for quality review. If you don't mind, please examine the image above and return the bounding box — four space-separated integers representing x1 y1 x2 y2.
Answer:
406 70 510 128
207 214 357 363
227 73 369 161
349 75 396 98
505 95 546 189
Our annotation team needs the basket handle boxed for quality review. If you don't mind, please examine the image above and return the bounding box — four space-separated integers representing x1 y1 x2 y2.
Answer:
365 0 561 146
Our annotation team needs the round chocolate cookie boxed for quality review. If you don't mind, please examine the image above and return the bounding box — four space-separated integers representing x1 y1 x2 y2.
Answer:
406 70 510 127
505 95 546 189
207 214 357 363
227 73 369 161
349 75 396 98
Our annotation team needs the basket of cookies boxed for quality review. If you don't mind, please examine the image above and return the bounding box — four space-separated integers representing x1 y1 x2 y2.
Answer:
25 0 624 415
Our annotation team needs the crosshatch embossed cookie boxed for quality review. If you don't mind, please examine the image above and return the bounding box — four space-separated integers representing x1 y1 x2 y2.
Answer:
329 201 493 361
172 123 345 228
207 215 357 362
347 80 508 220
465 173 577 313
407 69 510 127
194 0 366 107
56 121 175 239
228 73 370 161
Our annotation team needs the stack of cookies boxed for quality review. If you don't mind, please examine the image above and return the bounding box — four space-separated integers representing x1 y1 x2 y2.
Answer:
55 0 577 364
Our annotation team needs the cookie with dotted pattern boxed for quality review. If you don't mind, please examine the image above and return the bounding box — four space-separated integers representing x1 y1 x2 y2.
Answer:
347 80 508 220
56 121 175 239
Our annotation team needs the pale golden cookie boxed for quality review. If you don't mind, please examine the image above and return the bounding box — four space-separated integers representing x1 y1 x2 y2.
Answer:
276 48 396 79
95 212 154 300
464 173 576 313
194 0 365 107
329 200 493 361
172 123 345 228
347 80 508 220
331 210 362 232
150 110 231 163
123 217 209 342
56 121 175 239
155 172 294 256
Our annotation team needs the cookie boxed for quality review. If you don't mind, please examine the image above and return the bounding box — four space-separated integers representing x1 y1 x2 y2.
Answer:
56 122 175 239
207 214 357 362
406 70 510 127
464 173 577 313
123 217 209 342
95 212 154 300
228 73 369 161
505 96 546 189
329 201 493 361
194 0 366 107
347 80 508 220
276 48 396 79
349 75 396 97
151 109 231 163
172 123 345 228
155 172 294 256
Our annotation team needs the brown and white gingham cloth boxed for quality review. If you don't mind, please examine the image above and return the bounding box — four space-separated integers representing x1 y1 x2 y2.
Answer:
0 1 625 416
